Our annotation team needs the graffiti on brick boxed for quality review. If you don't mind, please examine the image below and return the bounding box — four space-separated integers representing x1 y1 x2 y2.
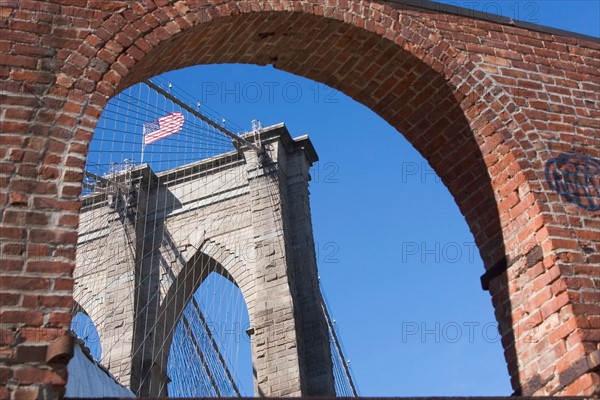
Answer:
545 153 600 211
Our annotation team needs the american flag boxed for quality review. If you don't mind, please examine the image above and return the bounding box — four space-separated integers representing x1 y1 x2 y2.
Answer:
143 112 185 146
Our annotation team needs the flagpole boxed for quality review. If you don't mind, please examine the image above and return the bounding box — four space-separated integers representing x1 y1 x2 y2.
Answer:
141 125 145 164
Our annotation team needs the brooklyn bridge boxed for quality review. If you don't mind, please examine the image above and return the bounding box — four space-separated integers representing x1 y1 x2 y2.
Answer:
67 79 357 397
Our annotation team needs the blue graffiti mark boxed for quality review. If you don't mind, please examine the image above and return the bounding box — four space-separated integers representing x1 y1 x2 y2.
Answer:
545 153 600 212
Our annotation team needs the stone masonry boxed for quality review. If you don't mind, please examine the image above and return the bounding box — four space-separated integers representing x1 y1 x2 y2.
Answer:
73 124 334 396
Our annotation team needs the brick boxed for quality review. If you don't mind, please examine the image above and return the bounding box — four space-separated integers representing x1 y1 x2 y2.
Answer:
9 180 56 195
0 226 25 240
0 292 20 307
560 372 600 396
26 261 74 275
2 210 48 226
1 243 25 257
46 312 72 327
0 277 50 291
11 386 40 400
22 295 72 308
17 327 65 343
0 54 37 68
0 310 44 326
8 193 28 206
14 345 48 363
53 278 74 291
32 197 81 211
14 367 66 385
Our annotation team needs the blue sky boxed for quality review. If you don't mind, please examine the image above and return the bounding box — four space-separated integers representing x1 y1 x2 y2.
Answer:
81 1 598 396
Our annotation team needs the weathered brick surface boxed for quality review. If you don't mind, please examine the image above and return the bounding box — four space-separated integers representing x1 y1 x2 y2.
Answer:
0 0 599 397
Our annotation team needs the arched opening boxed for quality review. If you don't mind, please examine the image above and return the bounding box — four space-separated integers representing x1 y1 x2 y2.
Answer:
67 307 136 398
156 62 509 394
72 61 510 394
70 310 102 362
167 272 252 396
63 4 552 396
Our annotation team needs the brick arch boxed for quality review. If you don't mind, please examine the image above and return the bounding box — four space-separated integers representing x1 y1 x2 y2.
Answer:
64 4 535 393
2 0 599 397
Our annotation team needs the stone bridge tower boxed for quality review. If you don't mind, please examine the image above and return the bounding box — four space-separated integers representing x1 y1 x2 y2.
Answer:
74 124 334 397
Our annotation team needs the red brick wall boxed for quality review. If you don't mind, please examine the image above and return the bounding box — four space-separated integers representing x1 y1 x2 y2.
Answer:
1 0 598 397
